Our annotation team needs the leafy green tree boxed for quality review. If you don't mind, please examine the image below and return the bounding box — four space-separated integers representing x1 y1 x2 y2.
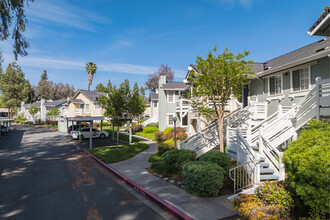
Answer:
0 0 34 59
36 70 54 100
46 107 60 121
98 79 146 147
188 46 253 152
0 62 32 117
28 105 39 123
283 120 330 214
85 62 97 91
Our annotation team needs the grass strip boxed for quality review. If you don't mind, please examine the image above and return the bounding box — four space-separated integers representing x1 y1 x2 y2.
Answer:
87 142 149 163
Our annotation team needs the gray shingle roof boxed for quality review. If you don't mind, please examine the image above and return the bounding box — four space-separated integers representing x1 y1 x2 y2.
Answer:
149 93 158 100
79 90 106 102
71 99 84 104
44 99 67 107
308 8 330 35
161 82 190 90
260 38 329 74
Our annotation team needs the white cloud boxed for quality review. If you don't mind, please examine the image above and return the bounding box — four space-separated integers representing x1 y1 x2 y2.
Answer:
25 1 110 32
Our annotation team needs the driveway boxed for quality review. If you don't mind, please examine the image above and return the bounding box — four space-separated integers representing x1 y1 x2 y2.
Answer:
0 126 166 220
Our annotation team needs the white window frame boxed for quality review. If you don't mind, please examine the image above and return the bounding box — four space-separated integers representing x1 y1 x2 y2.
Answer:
167 113 175 127
94 103 101 110
84 103 90 113
289 65 311 98
267 74 284 101
167 91 175 103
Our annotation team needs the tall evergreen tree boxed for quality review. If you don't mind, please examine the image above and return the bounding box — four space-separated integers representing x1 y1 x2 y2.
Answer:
0 62 32 117
35 70 54 100
95 83 107 93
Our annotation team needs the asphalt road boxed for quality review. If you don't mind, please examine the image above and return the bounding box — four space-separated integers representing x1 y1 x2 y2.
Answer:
0 126 166 220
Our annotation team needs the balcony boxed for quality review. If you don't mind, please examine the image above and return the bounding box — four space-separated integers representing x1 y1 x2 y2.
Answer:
176 98 189 112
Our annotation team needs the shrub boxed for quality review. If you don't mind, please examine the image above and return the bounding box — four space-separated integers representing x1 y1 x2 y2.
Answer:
150 162 177 177
146 122 158 128
233 194 284 220
132 124 143 132
143 126 159 134
148 153 164 163
182 161 225 197
173 127 187 133
283 120 330 213
163 127 172 135
158 139 175 155
93 122 100 127
255 181 294 218
102 121 110 127
164 132 174 140
176 132 188 141
162 149 196 170
45 120 57 125
154 131 165 143
199 152 232 170
16 113 27 123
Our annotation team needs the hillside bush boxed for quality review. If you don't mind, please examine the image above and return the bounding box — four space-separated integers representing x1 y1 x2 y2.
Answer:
255 181 294 218
199 152 232 170
143 126 159 134
158 139 175 155
154 131 165 143
283 120 330 213
148 153 163 163
182 161 225 197
162 149 196 170
146 122 158 128
233 194 284 220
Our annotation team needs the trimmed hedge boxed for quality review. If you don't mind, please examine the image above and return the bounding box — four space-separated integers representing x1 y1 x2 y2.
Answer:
182 161 225 197
199 152 232 170
143 126 159 134
162 149 196 170
150 161 177 177
158 139 175 155
146 122 158 128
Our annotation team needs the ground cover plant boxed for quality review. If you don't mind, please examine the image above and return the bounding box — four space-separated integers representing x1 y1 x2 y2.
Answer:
87 142 149 163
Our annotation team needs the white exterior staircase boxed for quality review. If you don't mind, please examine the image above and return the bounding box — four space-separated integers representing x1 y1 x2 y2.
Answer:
180 77 330 193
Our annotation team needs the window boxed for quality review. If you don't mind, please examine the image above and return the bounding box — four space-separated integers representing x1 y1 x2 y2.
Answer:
182 114 188 126
269 75 282 96
94 103 101 109
168 91 174 103
79 104 84 108
84 104 90 113
292 67 309 91
168 114 174 125
153 101 158 108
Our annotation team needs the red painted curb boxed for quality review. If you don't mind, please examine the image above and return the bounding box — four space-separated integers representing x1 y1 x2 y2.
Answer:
82 149 193 220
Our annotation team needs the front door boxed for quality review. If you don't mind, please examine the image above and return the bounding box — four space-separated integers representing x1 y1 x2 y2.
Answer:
243 85 249 107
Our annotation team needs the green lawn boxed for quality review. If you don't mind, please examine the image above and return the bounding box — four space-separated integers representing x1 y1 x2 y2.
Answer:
103 128 140 143
135 132 155 141
87 142 149 163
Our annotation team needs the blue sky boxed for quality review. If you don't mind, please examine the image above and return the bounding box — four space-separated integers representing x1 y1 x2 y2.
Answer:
0 0 326 93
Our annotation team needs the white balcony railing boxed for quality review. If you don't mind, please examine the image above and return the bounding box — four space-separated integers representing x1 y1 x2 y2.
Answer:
176 98 189 112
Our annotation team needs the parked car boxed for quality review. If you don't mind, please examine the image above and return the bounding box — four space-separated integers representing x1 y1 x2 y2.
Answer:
71 127 109 139
67 124 88 134
1 125 9 134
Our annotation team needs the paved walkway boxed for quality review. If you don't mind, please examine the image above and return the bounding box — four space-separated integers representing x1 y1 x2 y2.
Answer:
110 133 238 220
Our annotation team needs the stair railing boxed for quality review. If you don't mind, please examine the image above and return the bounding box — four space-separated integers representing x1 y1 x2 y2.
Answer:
258 129 285 180
229 129 260 193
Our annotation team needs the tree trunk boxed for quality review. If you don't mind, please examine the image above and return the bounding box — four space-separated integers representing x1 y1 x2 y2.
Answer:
116 124 120 149
218 116 224 152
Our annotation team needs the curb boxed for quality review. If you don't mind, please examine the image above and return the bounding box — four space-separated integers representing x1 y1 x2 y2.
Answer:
82 149 193 220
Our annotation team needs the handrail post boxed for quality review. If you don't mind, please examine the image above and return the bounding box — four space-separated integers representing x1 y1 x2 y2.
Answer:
315 77 321 120
258 128 263 154
255 152 260 184
279 154 285 181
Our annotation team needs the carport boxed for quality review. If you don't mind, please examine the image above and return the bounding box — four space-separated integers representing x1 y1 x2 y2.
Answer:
0 118 14 137
66 116 105 149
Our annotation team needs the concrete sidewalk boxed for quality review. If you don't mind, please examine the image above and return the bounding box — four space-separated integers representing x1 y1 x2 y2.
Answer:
110 133 238 220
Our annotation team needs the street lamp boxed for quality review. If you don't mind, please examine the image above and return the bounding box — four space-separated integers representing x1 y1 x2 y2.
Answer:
173 116 177 149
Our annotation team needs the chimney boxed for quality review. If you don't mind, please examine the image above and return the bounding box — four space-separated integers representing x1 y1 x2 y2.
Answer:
40 98 46 122
155 88 159 94
263 62 268 70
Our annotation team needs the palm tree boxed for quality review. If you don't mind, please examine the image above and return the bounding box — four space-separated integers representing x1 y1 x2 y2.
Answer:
85 62 97 91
